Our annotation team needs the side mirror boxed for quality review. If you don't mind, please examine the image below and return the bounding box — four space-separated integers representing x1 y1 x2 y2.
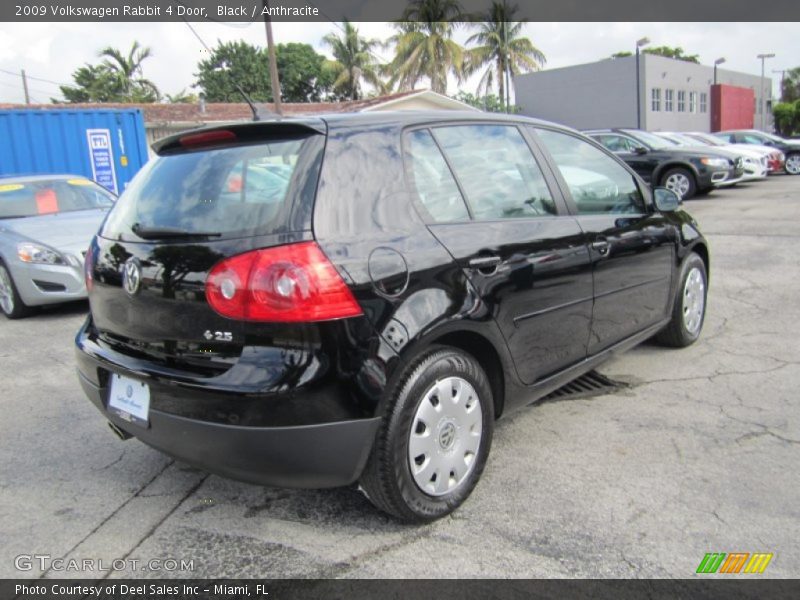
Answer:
654 187 681 212
633 146 648 155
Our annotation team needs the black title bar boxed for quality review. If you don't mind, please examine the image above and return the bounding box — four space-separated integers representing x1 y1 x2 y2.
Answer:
4 0 800 22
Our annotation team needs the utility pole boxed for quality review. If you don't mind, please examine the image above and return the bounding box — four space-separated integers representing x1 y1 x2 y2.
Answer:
757 53 775 131
20 69 30 104
262 0 282 116
635 37 650 129
773 69 787 101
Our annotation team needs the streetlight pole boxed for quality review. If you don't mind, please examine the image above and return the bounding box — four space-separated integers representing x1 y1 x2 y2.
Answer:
713 57 726 85
635 37 650 129
757 53 775 131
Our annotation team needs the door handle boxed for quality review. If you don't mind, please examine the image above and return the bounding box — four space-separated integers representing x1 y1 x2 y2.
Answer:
468 255 502 268
591 238 610 256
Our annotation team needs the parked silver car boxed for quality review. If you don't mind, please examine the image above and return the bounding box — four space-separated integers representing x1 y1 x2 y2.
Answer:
0 174 114 318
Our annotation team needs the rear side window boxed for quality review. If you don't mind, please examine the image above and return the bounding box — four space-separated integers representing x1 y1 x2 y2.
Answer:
102 134 323 241
405 129 470 222
535 128 645 215
433 125 556 220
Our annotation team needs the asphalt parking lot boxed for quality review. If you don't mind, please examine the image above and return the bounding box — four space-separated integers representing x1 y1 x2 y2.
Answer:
1 175 798 580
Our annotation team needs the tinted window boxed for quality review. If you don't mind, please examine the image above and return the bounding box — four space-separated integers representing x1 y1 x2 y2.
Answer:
102 134 322 241
0 178 114 219
594 134 643 153
433 125 556 220
405 129 469 222
742 133 768 144
536 129 645 215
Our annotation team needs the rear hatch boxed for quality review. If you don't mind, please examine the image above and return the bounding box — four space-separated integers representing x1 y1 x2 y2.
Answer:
87 121 326 375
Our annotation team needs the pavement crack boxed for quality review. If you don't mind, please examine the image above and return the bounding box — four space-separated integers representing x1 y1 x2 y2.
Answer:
37 458 175 580
91 449 126 472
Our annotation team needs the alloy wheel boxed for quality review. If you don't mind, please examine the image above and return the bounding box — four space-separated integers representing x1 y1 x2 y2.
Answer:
0 266 15 315
665 173 691 198
786 154 800 175
682 267 705 335
408 376 483 497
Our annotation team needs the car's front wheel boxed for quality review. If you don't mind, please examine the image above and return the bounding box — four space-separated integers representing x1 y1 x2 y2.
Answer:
661 167 697 200
656 252 707 347
360 346 494 522
0 262 33 319
785 153 800 175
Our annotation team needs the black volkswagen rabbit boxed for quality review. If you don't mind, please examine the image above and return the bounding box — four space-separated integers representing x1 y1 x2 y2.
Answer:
76 112 708 522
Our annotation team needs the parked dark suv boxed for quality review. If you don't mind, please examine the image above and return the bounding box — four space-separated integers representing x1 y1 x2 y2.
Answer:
585 128 742 200
76 113 709 521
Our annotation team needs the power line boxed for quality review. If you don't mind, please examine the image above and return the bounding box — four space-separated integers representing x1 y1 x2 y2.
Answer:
0 67 68 88
0 79 61 98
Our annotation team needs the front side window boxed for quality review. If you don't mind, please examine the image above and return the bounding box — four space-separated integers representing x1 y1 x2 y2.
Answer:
651 88 661 112
677 91 686 112
535 129 645 215
432 125 556 220
665 89 674 111
405 129 469 223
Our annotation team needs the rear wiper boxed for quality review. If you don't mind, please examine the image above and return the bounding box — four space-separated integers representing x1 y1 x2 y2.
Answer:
131 223 222 240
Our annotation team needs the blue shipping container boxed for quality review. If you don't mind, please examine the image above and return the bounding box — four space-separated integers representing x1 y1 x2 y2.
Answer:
0 108 149 195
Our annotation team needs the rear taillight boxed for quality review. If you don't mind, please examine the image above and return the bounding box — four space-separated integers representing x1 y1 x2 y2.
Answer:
206 242 363 322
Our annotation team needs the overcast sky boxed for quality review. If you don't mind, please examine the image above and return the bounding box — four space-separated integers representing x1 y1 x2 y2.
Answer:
0 21 795 104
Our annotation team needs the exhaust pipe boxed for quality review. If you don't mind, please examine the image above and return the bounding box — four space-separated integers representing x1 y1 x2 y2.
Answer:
108 421 133 441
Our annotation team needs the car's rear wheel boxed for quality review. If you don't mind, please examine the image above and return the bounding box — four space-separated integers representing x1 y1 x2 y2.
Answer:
656 252 707 347
360 346 494 522
661 167 697 200
0 262 33 319
785 153 800 175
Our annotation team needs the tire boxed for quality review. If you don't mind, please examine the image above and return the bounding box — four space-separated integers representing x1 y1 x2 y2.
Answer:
0 261 33 319
785 153 800 175
661 167 697 200
655 253 707 347
360 346 494 522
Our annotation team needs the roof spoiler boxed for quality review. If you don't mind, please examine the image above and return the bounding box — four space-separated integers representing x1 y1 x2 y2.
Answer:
152 119 327 156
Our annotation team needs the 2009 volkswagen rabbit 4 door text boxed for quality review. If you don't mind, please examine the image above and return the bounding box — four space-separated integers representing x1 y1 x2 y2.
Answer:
76 112 709 522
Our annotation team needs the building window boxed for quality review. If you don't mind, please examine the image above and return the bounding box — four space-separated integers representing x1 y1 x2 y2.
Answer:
651 88 661 112
665 89 674 112
677 91 686 112
700 92 708 113
689 92 697 113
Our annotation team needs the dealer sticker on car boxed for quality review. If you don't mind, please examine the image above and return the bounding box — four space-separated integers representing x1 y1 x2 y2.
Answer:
108 374 150 426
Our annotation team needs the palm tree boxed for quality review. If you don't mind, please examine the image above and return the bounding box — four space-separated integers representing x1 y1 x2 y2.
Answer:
322 21 384 100
386 0 466 94
466 1 545 110
99 41 160 102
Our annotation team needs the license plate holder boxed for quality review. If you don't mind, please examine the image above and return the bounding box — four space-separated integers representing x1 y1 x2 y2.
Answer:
108 374 150 427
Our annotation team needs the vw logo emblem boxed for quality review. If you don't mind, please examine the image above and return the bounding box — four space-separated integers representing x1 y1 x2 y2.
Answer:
126 384 133 398
122 258 142 296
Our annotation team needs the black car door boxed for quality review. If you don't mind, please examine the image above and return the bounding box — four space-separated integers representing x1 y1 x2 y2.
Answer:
404 124 593 385
532 127 675 353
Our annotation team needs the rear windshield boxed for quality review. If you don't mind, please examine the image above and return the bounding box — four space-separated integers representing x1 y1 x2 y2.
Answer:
101 133 324 241
0 178 114 219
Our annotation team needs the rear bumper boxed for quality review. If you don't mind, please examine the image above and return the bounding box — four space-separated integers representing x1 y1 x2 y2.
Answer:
75 318 384 489
77 370 380 488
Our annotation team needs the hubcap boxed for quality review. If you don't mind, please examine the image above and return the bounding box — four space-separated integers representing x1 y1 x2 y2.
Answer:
665 173 691 198
408 376 483 497
0 266 14 315
682 267 705 335
786 155 800 175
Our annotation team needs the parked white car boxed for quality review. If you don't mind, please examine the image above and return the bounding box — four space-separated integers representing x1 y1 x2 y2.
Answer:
684 131 785 175
656 132 768 183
